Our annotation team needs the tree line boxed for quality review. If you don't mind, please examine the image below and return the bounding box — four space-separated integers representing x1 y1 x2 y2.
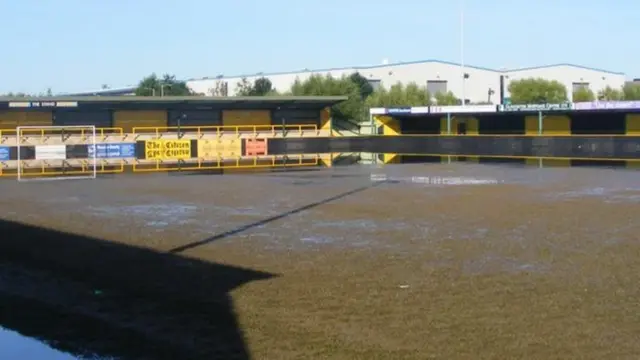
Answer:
131 72 640 123
132 72 478 122
4 73 639 124
1 88 53 97
508 78 640 104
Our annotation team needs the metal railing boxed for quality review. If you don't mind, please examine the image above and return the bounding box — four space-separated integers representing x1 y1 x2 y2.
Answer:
0 159 125 177
131 124 318 138
132 155 319 172
0 127 125 143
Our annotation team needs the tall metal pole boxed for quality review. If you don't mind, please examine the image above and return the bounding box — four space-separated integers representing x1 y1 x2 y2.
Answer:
460 0 466 106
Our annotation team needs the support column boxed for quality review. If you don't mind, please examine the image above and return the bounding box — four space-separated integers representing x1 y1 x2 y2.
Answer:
525 113 571 167
626 114 640 168
375 115 401 163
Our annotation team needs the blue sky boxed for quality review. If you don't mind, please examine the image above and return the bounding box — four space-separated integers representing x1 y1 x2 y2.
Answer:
1 0 638 94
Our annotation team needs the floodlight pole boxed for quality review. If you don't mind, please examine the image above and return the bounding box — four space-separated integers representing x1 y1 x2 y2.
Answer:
460 0 466 106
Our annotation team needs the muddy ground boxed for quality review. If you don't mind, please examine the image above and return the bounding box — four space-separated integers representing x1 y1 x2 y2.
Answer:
0 163 639 359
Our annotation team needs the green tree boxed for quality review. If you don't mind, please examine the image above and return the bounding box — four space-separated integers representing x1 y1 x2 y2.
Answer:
235 77 276 96
508 78 568 104
252 77 274 95
597 86 624 101
572 87 595 102
235 77 254 96
623 82 640 100
433 91 459 105
365 82 431 108
289 74 364 121
134 73 195 96
349 72 374 100
208 80 229 96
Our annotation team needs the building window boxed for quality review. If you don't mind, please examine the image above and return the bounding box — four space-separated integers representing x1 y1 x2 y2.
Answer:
427 80 447 94
367 79 382 91
572 82 589 93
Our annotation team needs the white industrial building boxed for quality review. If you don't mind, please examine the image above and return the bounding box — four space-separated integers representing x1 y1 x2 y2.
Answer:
67 59 628 103
186 60 627 104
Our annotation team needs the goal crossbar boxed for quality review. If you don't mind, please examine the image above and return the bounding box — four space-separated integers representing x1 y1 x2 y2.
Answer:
16 125 98 182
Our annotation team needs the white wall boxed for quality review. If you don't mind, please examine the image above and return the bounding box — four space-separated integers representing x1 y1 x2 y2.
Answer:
359 62 500 104
185 61 625 103
187 68 356 96
504 65 626 101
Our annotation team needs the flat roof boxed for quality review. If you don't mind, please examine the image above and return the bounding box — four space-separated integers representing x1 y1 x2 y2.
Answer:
0 96 349 110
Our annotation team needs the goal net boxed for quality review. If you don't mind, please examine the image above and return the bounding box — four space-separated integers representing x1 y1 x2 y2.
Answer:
16 125 97 182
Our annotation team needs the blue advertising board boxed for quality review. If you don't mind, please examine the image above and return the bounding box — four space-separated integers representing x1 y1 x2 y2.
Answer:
88 143 135 158
0 146 9 161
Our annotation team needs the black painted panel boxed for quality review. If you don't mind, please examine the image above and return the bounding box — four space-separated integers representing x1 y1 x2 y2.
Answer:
65 144 89 159
477 114 525 135
271 109 319 125
135 141 146 159
268 136 640 159
570 112 626 135
4 136 640 162
53 110 112 128
8 146 34 160
167 110 222 127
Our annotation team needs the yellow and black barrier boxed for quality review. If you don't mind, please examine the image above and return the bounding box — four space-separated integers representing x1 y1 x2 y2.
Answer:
129 137 316 173
135 138 267 160
135 139 196 160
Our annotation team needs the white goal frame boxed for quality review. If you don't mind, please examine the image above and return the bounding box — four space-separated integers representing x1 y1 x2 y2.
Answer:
16 125 97 182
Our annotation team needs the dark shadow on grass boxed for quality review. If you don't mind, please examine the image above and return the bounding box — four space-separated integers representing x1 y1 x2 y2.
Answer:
0 219 276 360
169 181 385 254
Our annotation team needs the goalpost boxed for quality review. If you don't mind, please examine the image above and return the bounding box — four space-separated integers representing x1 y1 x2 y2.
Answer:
16 125 98 182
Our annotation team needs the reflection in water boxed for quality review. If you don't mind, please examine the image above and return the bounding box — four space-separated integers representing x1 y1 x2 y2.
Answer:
0 327 76 360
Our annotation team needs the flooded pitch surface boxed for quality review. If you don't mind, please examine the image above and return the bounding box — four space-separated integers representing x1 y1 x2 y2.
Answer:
1 164 640 359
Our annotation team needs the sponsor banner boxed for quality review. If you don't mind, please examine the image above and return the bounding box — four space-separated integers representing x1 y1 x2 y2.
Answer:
370 107 429 115
35 145 66 160
574 101 640 110
88 143 135 158
369 108 387 115
0 147 9 161
502 103 573 112
7 101 78 108
386 107 412 114
145 140 191 160
197 139 241 158
430 105 497 114
410 106 429 114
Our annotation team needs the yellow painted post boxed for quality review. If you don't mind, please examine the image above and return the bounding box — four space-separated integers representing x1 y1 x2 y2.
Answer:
440 116 457 163
625 114 640 168
320 107 332 136
544 115 570 166
627 161 640 169
463 116 479 162
374 115 400 163
318 108 333 166
626 114 640 135
465 116 479 135
544 115 571 135
524 116 538 135
524 114 571 135
523 114 571 167
319 154 333 167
